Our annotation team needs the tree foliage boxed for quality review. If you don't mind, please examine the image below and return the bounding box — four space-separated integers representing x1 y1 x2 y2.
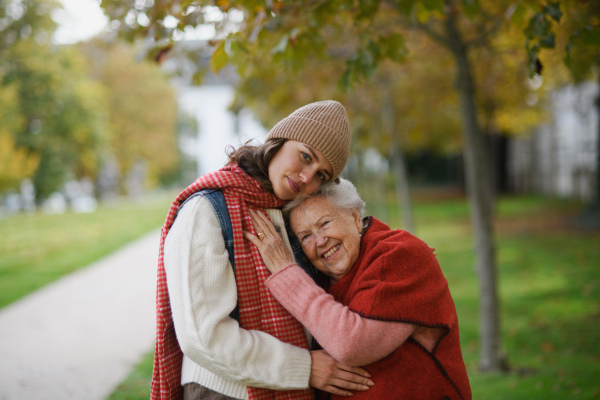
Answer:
80 41 180 191
0 85 39 192
1 0 182 202
0 0 108 200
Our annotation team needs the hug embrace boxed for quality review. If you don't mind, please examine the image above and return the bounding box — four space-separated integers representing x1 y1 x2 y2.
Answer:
152 100 472 400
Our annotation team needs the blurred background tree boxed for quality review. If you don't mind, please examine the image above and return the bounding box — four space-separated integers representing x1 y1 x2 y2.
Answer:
0 0 182 204
1 0 106 201
79 40 180 196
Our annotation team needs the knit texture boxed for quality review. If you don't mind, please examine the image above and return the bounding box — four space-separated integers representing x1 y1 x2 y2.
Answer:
327 217 472 400
266 264 417 367
152 163 312 400
267 100 350 180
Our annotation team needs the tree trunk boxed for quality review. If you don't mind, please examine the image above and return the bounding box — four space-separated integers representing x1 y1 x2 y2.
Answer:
443 2 507 372
383 88 415 232
594 77 600 207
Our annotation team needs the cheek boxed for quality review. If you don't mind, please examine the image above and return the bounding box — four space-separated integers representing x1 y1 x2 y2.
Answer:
301 243 315 259
305 181 321 195
342 234 361 260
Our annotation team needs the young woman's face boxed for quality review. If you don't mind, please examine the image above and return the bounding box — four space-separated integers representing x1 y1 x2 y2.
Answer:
268 141 333 201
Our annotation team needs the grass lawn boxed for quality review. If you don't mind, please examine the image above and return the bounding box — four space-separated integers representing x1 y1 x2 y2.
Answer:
0 192 175 308
108 192 600 400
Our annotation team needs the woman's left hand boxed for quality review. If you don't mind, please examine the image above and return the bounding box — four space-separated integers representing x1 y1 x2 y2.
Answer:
243 209 295 274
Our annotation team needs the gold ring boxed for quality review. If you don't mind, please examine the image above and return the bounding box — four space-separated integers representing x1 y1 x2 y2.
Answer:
258 232 266 241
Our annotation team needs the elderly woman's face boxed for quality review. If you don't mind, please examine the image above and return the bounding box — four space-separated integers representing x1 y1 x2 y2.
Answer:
290 196 363 281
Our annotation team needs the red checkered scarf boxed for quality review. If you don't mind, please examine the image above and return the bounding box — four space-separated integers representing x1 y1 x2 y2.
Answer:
151 163 313 400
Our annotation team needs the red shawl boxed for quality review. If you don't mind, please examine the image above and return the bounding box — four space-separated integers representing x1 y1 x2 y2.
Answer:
327 217 471 400
151 164 313 400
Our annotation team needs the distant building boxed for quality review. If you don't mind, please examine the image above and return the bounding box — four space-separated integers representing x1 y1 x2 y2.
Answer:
509 82 598 202
162 40 267 177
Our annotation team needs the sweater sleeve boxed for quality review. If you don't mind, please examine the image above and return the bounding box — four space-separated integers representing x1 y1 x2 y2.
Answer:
266 264 416 366
164 196 311 390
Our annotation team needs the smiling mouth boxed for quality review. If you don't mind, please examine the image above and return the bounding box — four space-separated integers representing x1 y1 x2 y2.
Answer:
322 244 341 260
287 177 300 193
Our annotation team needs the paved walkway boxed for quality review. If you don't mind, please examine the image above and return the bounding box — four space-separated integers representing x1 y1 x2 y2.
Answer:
0 230 161 400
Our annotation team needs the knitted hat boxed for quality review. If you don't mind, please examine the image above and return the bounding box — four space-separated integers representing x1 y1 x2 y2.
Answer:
267 100 351 180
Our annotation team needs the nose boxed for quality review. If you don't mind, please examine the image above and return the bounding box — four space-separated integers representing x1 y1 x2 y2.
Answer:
298 168 316 184
315 232 327 247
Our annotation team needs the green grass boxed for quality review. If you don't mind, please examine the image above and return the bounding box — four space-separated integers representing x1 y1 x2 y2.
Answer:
0 192 175 308
108 193 600 400
107 350 155 400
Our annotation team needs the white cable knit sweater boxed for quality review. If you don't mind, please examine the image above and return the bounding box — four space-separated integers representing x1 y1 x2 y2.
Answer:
164 195 312 399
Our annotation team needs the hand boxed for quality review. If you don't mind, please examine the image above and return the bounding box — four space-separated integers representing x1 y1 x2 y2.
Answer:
243 208 295 274
309 350 374 396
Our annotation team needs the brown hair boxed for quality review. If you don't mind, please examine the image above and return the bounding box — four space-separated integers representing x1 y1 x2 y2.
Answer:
226 138 287 193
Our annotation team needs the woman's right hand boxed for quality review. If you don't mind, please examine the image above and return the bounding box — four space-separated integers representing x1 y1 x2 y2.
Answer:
309 350 374 396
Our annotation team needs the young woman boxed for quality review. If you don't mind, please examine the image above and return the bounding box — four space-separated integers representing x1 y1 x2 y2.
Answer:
153 101 374 400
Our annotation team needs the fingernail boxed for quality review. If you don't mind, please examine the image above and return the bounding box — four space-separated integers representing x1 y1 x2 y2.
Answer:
362 385 369 390
364 372 371 378
367 380 375 386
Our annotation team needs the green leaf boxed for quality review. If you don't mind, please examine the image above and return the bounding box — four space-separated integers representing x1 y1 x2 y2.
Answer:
192 69 206 86
380 33 407 63
396 0 418 16
525 13 549 39
423 0 444 12
460 0 480 19
510 3 527 27
581 27 600 47
358 0 381 20
542 2 562 23
210 42 229 74
338 65 352 92
539 33 555 48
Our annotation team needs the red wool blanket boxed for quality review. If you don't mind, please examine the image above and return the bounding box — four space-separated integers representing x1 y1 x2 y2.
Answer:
151 163 312 400
327 217 472 400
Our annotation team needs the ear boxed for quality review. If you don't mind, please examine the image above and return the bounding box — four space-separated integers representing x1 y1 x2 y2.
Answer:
351 209 362 235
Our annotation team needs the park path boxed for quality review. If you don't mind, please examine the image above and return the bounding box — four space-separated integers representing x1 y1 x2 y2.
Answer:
0 229 161 400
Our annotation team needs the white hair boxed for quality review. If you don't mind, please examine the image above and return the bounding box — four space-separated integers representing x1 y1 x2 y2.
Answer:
283 178 366 221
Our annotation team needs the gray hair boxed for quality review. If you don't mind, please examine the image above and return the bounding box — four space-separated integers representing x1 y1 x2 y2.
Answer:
283 178 366 221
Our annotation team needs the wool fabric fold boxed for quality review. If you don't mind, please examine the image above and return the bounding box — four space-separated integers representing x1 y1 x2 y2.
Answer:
152 163 313 400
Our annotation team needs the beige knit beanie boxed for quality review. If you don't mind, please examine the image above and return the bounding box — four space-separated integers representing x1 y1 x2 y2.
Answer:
267 100 351 180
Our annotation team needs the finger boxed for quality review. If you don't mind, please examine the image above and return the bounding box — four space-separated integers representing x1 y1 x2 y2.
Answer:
249 209 262 230
322 385 353 397
255 210 279 236
332 370 374 388
250 209 270 235
336 363 371 378
330 376 372 391
243 230 262 248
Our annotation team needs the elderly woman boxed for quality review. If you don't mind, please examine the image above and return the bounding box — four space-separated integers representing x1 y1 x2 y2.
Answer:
244 179 472 400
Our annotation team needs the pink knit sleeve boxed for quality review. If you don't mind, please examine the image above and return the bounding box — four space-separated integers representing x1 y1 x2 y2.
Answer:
266 264 417 366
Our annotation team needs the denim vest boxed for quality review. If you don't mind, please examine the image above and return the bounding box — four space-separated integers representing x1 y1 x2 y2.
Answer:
176 189 320 323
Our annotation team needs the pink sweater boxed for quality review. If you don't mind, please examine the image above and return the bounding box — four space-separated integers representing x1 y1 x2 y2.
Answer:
266 264 433 366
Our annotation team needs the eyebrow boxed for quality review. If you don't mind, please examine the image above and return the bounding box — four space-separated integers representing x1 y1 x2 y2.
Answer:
305 145 333 180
